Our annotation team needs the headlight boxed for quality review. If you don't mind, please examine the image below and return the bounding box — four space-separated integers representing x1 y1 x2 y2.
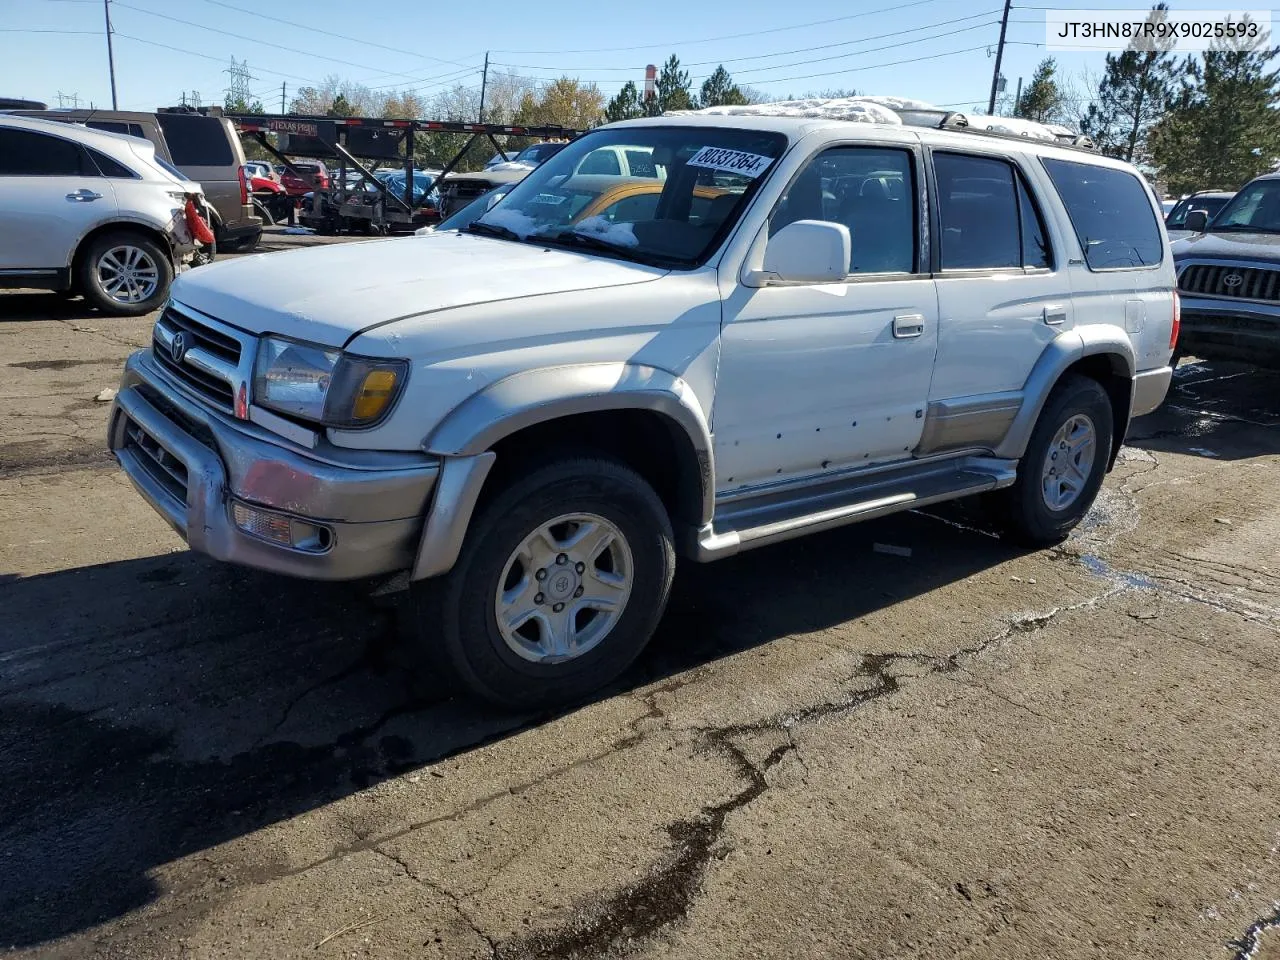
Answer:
253 336 408 428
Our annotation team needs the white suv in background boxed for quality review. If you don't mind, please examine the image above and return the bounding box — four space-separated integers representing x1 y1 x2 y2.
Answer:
0 114 206 315
108 101 1177 707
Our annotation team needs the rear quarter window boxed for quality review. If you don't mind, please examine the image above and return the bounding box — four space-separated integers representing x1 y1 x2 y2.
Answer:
156 114 233 167
1042 157 1162 270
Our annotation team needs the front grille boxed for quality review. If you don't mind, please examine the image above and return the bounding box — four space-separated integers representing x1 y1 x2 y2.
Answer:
151 305 250 412
1179 263 1280 302
123 417 187 505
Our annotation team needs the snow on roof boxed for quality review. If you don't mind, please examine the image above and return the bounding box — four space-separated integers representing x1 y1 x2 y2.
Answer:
668 96 906 125
957 114 1072 142
664 96 1085 143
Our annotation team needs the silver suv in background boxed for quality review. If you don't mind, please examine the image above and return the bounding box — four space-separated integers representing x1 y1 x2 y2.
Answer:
0 114 206 314
13 107 262 252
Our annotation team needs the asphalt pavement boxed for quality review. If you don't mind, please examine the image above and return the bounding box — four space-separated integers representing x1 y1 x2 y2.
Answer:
2 231 1278 959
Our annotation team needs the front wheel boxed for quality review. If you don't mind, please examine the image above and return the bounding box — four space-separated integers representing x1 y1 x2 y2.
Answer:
412 457 676 709
990 374 1113 547
78 231 173 316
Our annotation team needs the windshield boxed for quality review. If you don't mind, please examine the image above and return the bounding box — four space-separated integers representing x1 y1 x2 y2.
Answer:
475 126 787 267
1213 179 1280 233
438 187 508 230
1167 194 1230 227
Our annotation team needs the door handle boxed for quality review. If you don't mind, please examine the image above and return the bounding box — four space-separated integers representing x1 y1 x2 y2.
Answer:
1043 304 1067 325
65 189 103 202
892 313 925 339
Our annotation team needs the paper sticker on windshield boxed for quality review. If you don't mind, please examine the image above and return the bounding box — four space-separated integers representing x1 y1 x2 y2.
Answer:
531 193 567 206
686 146 772 178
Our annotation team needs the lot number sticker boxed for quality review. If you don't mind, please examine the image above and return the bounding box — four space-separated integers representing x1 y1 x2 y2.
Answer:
686 147 773 178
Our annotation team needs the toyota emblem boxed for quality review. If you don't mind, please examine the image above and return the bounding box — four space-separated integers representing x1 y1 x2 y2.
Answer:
170 331 188 363
1223 273 1244 288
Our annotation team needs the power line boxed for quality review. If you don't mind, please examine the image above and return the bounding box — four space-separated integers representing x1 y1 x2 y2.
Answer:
111 2 453 87
490 0 955 54
507 44 995 87
0 28 101 33
195 0 480 71
112 32 324 85
491 11 1002 72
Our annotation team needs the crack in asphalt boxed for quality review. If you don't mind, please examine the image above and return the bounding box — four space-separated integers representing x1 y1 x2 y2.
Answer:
1228 903 1280 960
372 848 500 959
494 608 1080 959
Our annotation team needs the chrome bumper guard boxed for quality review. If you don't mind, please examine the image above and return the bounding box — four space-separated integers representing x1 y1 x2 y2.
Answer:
108 350 440 580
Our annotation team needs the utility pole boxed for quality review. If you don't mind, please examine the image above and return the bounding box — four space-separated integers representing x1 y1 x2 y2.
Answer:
987 0 1012 115
1013 76 1023 116
478 51 489 122
103 0 118 109
280 82 286 114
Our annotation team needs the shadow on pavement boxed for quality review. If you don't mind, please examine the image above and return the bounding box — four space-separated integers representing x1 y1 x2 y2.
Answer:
1 503 1016 947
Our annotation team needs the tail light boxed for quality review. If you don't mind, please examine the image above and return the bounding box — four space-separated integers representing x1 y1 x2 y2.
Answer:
1170 290 1181 350
237 164 249 206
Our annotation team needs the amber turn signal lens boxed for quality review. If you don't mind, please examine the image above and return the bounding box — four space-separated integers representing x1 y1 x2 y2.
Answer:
352 369 399 420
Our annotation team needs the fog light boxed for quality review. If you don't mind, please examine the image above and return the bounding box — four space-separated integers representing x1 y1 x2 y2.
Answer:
232 501 332 552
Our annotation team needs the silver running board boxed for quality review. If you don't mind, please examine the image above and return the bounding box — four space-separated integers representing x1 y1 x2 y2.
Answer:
692 456 1017 561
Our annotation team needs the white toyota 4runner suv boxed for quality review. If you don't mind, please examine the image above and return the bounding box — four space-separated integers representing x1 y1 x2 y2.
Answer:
108 104 1177 707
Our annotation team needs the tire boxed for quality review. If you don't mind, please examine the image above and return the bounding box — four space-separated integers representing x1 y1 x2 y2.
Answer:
77 230 173 316
412 457 676 709
219 229 262 253
990 374 1113 547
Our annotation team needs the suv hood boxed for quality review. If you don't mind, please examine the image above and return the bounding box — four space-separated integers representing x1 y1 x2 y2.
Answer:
170 233 666 345
1172 230 1280 261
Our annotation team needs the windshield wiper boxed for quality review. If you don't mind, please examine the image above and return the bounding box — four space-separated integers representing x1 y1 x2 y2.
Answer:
533 229 676 267
466 221 522 241
535 229 636 257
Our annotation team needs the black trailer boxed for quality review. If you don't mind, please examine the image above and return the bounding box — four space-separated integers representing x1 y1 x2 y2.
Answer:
228 114 582 235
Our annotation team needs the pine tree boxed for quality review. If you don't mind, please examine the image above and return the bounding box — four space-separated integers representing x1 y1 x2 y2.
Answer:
699 66 748 108
651 55 693 116
326 93 353 117
1016 58 1065 123
1151 26 1280 192
604 81 644 123
1081 4 1180 162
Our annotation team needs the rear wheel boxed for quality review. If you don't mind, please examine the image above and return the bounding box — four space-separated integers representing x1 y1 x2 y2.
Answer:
990 374 1113 547
412 457 676 709
78 231 172 316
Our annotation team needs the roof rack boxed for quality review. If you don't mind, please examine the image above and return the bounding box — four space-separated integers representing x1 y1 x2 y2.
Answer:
898 107 1095 151
680 97 1095 152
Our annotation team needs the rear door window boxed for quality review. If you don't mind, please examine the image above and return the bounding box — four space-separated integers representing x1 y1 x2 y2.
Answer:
1042 157 1162 269
87 148 136 178
156 114 233 166
0 128 94 176
934 153 1021 270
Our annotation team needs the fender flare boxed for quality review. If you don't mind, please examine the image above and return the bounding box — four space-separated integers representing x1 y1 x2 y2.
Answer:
412 363 715 581
994 326 1135 461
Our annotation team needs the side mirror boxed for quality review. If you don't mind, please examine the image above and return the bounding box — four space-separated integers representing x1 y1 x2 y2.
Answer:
752 220 851 285
1185 209 1209 234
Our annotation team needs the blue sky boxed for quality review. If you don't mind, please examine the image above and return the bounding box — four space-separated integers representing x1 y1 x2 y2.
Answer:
1 0 1271 116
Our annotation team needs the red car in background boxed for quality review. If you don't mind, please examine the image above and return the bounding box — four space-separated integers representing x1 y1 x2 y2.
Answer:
280 161 330 197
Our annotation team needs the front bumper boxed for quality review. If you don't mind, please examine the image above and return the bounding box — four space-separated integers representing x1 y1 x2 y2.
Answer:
108 350 439 580
1178 295 1280 365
